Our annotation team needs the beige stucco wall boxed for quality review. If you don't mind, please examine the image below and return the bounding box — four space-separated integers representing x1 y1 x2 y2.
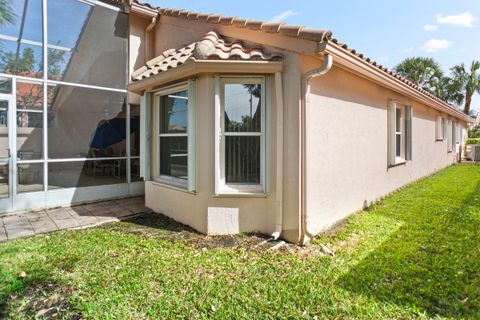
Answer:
145 74 278 234
129 14 150 105
302 56 467 236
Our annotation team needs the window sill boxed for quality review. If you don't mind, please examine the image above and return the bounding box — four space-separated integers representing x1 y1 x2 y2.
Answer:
214 184 267 198
436 139 445 142
388 161 406 169
151 178 196 195
214 191 268 198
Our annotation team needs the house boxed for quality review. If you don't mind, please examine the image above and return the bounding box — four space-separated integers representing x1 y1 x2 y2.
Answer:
0 0 473 244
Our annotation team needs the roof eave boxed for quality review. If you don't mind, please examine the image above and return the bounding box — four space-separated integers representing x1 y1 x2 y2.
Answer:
130 1 158 18
324 42 474 123
128 60 283 93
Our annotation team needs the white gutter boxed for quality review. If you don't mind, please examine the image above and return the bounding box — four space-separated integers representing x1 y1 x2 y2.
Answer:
271 71 284 240
299 53 333 244
144 15 158 63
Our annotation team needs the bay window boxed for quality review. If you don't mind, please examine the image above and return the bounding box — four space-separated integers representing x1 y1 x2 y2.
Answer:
215 76 266 194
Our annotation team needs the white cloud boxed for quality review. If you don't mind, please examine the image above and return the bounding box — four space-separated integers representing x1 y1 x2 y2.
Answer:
436 12 476 27
420 39 453 52
424 24 438 32
398 47 414 54
269 10 299 22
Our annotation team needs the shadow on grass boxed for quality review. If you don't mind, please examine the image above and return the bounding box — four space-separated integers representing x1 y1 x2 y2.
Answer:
337 182 480 318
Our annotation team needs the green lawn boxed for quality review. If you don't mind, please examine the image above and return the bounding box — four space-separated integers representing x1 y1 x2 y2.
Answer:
1 165 479 319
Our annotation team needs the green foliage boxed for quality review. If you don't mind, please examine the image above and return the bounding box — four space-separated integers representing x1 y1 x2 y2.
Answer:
466 138 480 145
468 125 480 138
1 165 480 319
0 0 15 26
393 57 443 91
0 47 40 76
450 61 480 115
394 57 480 114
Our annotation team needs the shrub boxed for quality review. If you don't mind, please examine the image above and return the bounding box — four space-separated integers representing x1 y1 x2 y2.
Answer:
466 138 480 145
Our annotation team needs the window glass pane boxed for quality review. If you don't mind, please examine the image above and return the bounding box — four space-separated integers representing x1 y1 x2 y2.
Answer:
396 134 401 157
47 85 127 159
47 0 128 88
0 163 8 198
18 163 43 193
225 136 260 184
395 108 401 132
130 104 140 156
48 160 126 189
0 0 43 42
130 159 142 182
17 82 43 159
160 136 187 179
0 41 43 78
0 100 9 158
224 83 261 132
0 77 12 94
159 91 188 134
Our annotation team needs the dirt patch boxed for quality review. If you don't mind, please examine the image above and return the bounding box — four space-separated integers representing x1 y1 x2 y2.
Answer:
103 212 274 252
2 282 81 320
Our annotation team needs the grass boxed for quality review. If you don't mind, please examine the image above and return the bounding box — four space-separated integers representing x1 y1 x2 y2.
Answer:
1 164 479 319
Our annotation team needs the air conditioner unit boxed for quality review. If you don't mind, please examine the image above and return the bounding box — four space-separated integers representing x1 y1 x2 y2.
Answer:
474 145 480 162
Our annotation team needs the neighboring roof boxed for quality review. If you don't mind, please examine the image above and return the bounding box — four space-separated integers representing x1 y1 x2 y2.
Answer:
131 31 282 82
128 0 473 122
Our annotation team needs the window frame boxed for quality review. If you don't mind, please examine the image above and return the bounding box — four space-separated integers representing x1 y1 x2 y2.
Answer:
154 82 195 190
215 75 266 195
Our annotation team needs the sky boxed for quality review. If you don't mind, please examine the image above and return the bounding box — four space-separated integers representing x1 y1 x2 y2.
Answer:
149 0 480 113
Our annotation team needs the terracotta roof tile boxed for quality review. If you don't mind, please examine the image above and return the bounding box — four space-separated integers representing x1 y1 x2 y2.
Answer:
131 1 471 119
330 37 468 118
131 31 283 82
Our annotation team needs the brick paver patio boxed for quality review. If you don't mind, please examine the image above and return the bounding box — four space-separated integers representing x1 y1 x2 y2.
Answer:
0 197 148 242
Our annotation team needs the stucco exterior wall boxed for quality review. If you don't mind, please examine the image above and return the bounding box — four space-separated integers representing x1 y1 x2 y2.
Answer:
303 58 467 235
145 74 279 235
129 14 149 105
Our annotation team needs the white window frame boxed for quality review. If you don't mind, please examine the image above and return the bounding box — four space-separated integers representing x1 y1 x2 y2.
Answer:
388 100 412 166
154 82 196 191
214 75 266 195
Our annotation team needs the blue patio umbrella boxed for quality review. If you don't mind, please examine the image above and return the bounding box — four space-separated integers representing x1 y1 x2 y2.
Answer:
90 118 128 149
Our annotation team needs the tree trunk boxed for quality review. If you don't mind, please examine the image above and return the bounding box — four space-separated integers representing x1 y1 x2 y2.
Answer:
464 94 472 115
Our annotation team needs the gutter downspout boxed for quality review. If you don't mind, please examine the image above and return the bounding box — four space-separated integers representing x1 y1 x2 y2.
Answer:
299 53 333 244
271 71 284 240
144 15 158 63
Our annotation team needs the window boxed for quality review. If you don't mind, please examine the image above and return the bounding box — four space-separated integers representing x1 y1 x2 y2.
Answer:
395 106 404 160
388 100 412 166
442 118 447 141
155 82 196 191
215 76 266 194
436 116 446 140
447 119 453 152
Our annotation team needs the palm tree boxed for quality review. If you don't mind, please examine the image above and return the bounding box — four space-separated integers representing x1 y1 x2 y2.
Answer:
393 57 444 92
450 61 480 115
0 0 15 26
